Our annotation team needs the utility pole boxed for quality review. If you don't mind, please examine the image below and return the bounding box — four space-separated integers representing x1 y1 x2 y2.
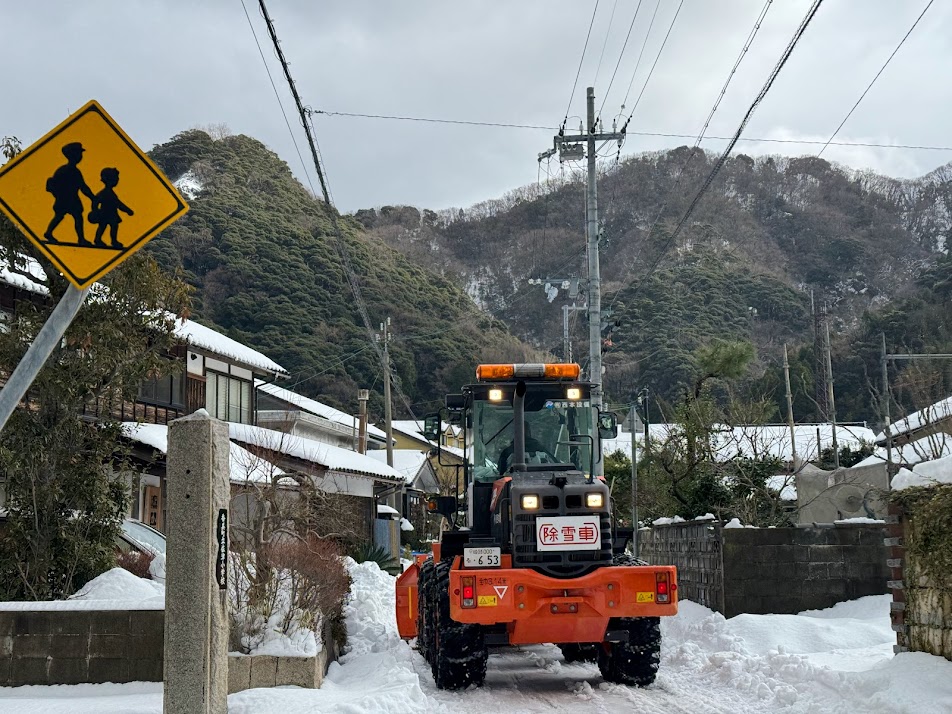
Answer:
540 87 624 476
823 311 839 469
881 333 893 485
629 400 644 556
527 277 583 363
561 303 586 362
783 344 798 469
379 317 394 467
357 388 369 455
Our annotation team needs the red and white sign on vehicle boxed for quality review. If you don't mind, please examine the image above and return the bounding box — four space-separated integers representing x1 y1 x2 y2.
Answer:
535 515 600 551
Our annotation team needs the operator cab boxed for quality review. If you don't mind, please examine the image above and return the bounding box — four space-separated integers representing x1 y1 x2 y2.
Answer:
469 364 596 483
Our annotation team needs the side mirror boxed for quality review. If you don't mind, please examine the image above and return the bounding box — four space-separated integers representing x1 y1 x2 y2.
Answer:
426 496 458 521
422 413 441 442
598 411 618 440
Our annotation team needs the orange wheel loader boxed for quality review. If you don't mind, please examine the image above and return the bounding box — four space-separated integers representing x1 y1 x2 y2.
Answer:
395 363 678 690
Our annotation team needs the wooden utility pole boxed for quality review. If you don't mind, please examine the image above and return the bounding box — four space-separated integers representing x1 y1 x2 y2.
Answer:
783 344 798 468
380 318 394 467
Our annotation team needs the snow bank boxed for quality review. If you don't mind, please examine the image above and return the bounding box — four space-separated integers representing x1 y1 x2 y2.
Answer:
0 568 165 611
228 558 428 713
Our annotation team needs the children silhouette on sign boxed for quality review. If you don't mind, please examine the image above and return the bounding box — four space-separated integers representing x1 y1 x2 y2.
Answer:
44 142 95 245
89 167 133 248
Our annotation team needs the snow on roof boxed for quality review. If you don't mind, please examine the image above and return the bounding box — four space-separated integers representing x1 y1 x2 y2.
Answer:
176 319 286 376
893 454 952 491
227 423 402 481
876 395 952 441
390 420 430 443
256 381 386 439
0 254 286 376
853 436 952 469
122 422 283 484
366 449 429 483
376 504 399 515
605 423 875 463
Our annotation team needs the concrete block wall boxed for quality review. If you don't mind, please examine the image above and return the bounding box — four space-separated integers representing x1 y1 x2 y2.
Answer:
888 501 952 660
640 522 889 618
0 609 340 687
721 524 888 617
0 610 164 686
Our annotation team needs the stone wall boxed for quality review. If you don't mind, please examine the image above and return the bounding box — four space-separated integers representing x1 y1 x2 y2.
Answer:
639 521 889 618
888 498 952 660
0 609 339 687
0 610 163 686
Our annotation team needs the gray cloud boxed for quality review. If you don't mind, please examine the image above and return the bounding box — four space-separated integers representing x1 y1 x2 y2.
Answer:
3 1 950 212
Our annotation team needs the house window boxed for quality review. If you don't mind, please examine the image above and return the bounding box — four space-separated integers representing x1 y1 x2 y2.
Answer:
138 372 184 407
206 371 252 423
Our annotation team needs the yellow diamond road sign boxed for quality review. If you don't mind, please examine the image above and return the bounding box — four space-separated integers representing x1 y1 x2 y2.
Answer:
0 100 188 289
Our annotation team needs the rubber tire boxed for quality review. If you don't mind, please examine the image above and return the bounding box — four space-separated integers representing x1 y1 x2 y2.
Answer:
597 616 661 686
416 558 435 661
430 560 488 690
558 643 599 663
597 552 661 686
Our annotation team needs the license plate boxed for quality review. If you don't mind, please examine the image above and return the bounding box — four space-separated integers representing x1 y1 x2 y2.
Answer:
464 547 501 568
535 515 601 551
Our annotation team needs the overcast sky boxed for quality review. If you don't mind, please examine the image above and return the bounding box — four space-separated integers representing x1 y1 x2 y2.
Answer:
3 1 951 212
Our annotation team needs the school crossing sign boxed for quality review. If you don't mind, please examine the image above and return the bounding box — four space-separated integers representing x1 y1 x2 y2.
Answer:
0 100 188 288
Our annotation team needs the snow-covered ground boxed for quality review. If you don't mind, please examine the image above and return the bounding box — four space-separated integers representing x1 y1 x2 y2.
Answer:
2 560 951 713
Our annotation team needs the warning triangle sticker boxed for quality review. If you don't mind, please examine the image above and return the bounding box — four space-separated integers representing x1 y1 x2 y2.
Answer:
494 585 509 600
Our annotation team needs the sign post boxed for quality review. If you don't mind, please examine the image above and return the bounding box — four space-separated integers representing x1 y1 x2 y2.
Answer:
0 100 188 431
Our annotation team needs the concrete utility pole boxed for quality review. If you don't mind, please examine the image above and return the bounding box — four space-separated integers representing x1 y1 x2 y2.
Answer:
783 344 798 468
629 403 644 555
823 313 839 468
380 317 394 467
541 87 624 477
357 388 369 454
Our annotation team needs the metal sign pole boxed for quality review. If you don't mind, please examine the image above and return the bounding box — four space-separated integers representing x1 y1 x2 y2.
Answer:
0 285 90 432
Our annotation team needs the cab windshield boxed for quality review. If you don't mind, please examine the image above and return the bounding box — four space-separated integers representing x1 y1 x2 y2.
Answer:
471 396 595 482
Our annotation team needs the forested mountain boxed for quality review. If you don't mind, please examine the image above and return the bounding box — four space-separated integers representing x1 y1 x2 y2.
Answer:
358 148 952 425
145 130 526 420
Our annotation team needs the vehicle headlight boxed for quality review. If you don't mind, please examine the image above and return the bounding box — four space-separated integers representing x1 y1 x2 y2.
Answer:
521 494 540 510
585 492 604 509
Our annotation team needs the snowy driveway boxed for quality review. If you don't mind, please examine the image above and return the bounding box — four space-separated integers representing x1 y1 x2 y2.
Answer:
1 560 951 713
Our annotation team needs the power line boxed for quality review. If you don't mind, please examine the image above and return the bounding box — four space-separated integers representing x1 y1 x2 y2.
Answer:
566 1 601 124
608 0 824 318
618 0 661 112
253 0 422 422
647 0 826 279
238 0 316 197
620 0 684 131
599 0 645 118
694 0 773 144
310 110 952 152
592 0 619 90
818 0 934 157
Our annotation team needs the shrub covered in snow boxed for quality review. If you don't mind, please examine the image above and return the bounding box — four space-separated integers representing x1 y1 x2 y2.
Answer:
229 536 351 656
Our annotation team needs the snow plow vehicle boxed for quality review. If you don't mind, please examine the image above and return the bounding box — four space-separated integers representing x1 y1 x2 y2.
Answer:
395 363 677 690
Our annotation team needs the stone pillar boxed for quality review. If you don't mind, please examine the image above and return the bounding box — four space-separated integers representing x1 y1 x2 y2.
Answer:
163 410 230 714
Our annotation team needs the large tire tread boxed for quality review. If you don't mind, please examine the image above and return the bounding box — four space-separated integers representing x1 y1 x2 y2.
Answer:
430 560 488 690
